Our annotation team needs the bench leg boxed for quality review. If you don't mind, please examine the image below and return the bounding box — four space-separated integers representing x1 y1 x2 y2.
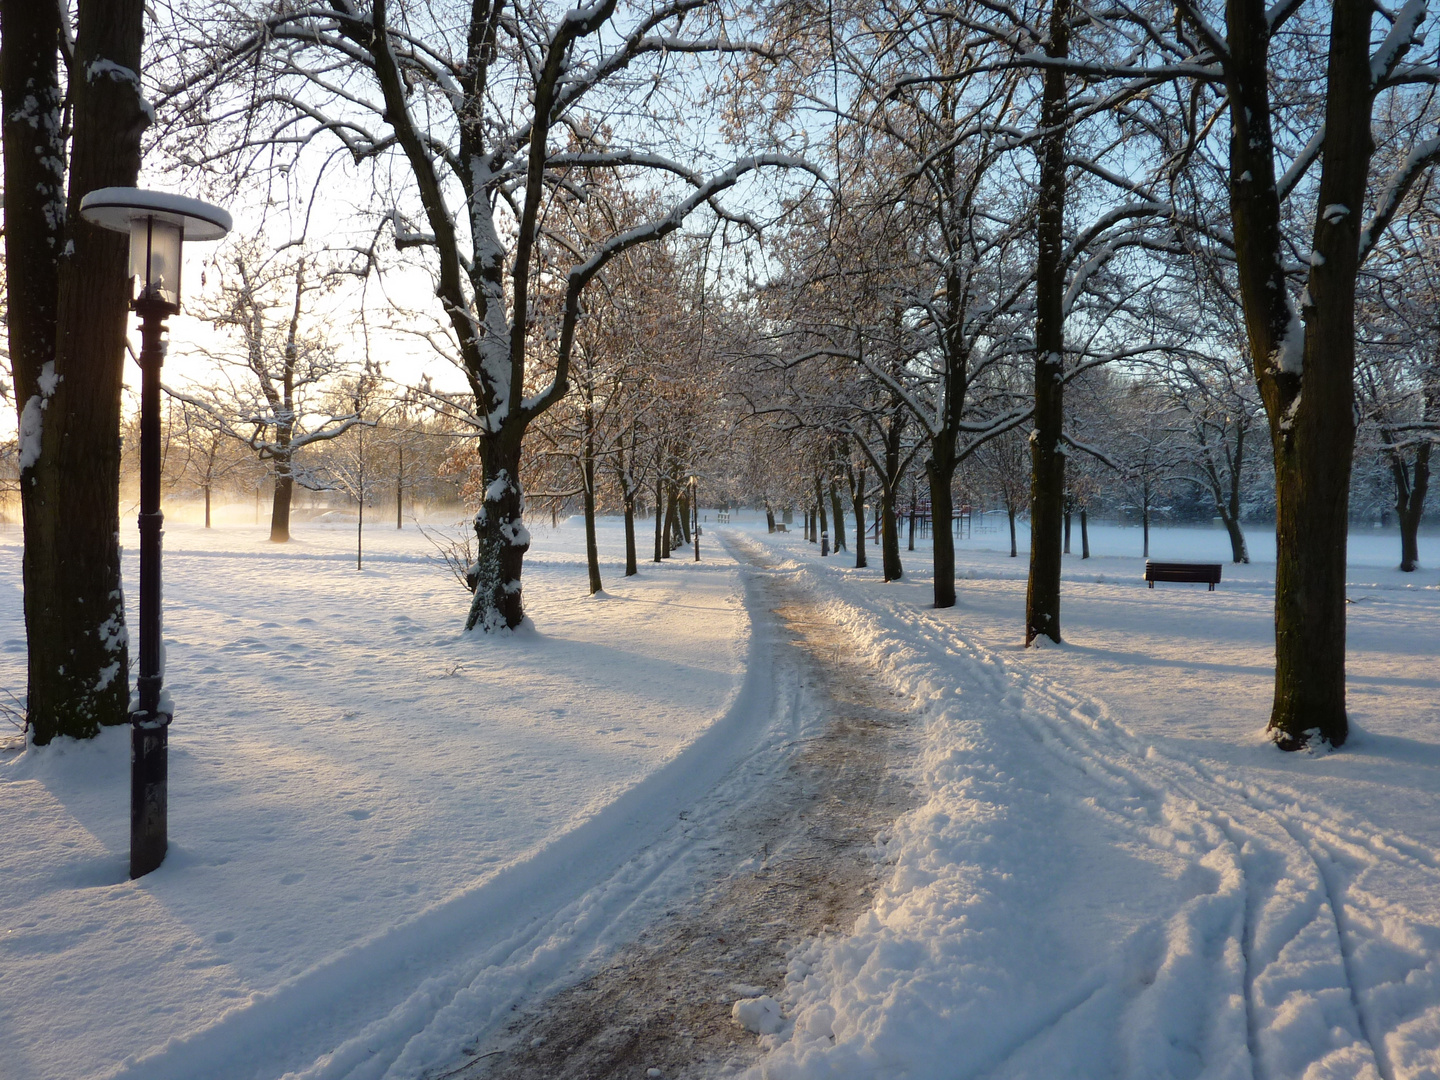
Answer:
1209 582 1215 591
1148 580 1154 589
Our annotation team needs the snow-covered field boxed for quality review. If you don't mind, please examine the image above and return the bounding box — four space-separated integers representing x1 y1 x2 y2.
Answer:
742 523 1440 1079
0 514 757 1080
3 511 1439 1080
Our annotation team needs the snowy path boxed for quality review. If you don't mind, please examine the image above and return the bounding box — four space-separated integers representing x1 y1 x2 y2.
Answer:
441 537 915 1079
745 530 1440 1079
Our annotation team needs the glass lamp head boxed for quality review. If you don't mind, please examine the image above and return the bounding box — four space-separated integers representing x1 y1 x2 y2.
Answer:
78 187 232 313
130 216 184 307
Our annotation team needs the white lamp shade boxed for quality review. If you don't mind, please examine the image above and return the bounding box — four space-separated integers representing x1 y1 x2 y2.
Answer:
79 187 231 309
79 187 231 240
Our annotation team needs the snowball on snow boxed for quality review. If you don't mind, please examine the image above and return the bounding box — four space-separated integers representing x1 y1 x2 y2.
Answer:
732 995 784 1035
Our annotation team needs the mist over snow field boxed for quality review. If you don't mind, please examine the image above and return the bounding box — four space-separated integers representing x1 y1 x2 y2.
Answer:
1 511 1438 1079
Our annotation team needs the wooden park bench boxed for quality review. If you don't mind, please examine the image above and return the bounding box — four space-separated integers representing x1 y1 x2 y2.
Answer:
774 522 788 532
1144 560 1222 591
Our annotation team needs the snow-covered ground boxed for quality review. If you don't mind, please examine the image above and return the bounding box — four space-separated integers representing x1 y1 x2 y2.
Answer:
741 522 1440 1079
3 511 1439 1080
0 514 761 1080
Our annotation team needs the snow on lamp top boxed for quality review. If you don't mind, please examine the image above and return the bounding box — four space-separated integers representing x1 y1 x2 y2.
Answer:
79 187 231 309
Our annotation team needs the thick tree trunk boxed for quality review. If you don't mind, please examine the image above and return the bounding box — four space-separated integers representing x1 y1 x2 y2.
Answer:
270 466 294 542
1008 505 1017 557
1394 443 1430 572
8 0 146 742
829 481 846 552
663 485 678 557
582 419 601 595
1221 0 1372 749
205 486 212 529
677 491 691 546
881 486 903 581
928 451 957 608
814 478 828 545
1142 507 1150 559
1080 508 1090 559
851 468 867 569
1063 504 1072 554
1025 0 1069 646
623 494 638 577
765 505 775 533
464 438 529 631
1222 510 1249 564
907 505 915 551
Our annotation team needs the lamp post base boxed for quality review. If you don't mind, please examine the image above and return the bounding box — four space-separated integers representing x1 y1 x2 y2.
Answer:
130 713 170 878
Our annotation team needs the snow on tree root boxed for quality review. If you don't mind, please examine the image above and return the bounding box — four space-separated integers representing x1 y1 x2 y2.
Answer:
742 535 1440 1080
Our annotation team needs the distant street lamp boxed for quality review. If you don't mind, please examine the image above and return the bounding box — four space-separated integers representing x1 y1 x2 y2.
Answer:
80 188 232 879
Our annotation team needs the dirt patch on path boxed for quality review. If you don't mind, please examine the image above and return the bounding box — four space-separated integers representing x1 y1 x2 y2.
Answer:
442 552 914 1080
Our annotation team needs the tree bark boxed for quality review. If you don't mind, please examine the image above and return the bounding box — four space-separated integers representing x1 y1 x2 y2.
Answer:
582 408 601 595
205 485 212 529
654 472 664 562
8 0 147 742
851 466 867 569
928 450 957 608
623 492 638 576
1223 514 1250 564
1063 503 1072 554
829 480 846 552
1025 0 1069 646
396 443 404 529
1008 505 1017 557
663 485 678 557
270 462 294 542
464 436 529 631
814 478 828 544
1392 441 1430 572
1205 419 1251 562
1142 506 1150 559
677 491 691 546
1220 0 1373 747
1080 507 1090 559
765 504 776 533
882 490 903 580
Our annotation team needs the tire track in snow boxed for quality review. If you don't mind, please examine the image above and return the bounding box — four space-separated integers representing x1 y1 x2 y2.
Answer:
883 598 1440 1079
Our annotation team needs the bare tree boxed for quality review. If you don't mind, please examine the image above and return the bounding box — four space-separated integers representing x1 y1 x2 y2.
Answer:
163 0 816 630
167 243 366 541
1169 0 1440 747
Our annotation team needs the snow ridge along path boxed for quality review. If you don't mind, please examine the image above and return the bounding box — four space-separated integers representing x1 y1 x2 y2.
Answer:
740 531 1440 1080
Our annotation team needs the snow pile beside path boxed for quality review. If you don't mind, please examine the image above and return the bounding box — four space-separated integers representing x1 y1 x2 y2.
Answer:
736 531 1440 1080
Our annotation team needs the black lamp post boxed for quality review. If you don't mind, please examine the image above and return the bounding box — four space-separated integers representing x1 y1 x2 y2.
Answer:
79 188 231 879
